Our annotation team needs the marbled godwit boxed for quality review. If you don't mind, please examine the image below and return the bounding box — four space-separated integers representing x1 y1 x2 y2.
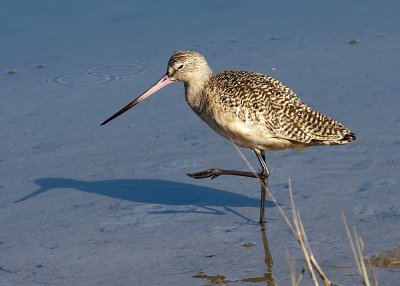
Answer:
101 50 356 224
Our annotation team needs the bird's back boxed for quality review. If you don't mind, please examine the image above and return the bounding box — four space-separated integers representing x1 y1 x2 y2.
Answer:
203 70 355 150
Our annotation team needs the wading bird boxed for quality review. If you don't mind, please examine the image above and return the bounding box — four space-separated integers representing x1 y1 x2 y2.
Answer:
101 50 356 224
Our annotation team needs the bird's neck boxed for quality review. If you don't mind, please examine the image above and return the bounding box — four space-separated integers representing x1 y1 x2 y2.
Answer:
184 71 212 114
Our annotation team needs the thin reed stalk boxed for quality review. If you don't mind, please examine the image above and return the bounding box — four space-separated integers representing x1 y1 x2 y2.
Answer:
343 214 378 286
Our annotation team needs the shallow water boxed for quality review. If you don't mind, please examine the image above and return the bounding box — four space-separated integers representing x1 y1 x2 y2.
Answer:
1 0 400 285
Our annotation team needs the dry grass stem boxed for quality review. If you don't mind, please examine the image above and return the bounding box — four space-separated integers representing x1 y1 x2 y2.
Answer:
365 253 378 286
342 214 362 274
286 250 297 286
355 231 371 286
296 264 307 285
342 214 378 286
290 187 319 285
298 211 333 286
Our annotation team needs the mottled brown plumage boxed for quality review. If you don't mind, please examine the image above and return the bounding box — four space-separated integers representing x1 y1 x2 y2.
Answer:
101 50 356 224
166 51 356 151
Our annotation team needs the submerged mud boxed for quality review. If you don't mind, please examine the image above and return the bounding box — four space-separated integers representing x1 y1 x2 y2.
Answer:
367 247 400 268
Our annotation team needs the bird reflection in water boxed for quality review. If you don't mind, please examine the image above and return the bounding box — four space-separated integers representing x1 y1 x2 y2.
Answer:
193 224 276 285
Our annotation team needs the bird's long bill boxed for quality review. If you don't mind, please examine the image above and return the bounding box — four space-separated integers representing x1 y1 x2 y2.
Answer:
100 74 173 126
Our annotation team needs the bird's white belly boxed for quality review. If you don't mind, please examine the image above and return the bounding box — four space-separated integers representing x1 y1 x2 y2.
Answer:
198 109 295 151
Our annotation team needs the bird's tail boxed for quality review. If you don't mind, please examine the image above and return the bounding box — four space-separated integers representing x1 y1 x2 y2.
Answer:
310 131 357 146
342 132 357 143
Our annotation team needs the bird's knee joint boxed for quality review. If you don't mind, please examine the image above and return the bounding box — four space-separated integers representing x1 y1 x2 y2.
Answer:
260 170 270 180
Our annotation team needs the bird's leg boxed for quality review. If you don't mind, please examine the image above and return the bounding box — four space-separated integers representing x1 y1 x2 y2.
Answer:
254 150 270 225
187 168 262 179
188 151 270 180
187 149 270 225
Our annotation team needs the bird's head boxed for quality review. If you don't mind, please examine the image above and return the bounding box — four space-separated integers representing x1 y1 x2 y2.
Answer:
100 50 212 126
167 50 213 83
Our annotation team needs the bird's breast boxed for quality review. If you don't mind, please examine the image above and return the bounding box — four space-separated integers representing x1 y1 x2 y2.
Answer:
195 105 265 148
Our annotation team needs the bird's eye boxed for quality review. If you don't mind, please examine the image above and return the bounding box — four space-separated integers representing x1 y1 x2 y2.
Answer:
177 64 184 70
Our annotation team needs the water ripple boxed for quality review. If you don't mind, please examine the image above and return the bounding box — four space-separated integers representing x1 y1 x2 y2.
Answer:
48 62 148 86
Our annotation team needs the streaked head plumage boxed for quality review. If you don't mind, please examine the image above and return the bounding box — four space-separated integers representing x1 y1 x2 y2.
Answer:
167 50 212 83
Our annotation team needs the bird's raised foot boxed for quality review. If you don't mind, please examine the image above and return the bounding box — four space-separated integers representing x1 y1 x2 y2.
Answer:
187 168 222 180
187 168 266 180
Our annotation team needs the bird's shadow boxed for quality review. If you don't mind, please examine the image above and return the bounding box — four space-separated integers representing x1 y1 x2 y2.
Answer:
15 178 274 216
